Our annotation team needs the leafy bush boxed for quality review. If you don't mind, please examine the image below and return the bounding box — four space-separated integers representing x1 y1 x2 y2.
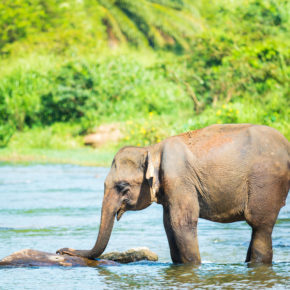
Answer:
0 121 15 147
37 56 190 127
122 113 169 147
0 68 49 130
215 105 239 124
0 55 191 134
0 0 63 52
40 62 94 124
162 0 289 115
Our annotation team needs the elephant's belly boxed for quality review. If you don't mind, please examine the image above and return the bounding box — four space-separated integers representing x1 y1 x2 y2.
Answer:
198 190 247 223
199 206 245 223
196 160 249 223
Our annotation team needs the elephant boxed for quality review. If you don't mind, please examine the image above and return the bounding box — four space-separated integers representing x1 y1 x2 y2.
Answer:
57 124 290 265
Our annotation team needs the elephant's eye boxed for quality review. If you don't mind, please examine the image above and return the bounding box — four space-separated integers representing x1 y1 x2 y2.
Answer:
120 188 129 196
115 182 129 194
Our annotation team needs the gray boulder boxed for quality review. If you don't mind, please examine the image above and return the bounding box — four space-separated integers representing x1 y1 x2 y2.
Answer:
100 247 158 263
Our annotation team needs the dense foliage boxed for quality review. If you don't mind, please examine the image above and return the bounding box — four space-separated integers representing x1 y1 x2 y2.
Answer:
0 0 289 151
0 0 202 54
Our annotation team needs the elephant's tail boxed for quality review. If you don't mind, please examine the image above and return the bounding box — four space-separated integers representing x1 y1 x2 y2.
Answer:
285 140 290 194
288 159 290 186
284 142 289 202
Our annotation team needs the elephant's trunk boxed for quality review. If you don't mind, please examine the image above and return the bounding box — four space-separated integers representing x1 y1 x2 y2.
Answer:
87 191 119 259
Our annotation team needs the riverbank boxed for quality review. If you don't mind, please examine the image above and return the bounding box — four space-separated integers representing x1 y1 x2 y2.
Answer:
1 116 289 167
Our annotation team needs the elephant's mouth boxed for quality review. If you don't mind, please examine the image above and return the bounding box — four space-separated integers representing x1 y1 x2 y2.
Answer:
116 208 125 221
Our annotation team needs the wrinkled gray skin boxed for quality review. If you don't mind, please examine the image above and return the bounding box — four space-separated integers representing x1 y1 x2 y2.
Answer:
57 124 290 265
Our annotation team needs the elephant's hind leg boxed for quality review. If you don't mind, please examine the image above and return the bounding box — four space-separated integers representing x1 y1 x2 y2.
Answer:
245 160 289 265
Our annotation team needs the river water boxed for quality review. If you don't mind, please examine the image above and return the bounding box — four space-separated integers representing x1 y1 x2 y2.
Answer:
0 164 289 289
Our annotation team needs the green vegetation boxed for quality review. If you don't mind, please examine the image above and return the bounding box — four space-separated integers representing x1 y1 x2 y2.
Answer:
0 0 289 166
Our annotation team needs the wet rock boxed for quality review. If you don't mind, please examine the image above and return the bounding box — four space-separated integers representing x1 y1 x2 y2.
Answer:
0 247 158 268
100 247 158 263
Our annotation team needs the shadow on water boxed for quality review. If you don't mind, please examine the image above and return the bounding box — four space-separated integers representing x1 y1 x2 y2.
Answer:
92 262 288 289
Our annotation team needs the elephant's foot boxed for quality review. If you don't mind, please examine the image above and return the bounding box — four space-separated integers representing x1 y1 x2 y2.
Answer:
245 228 273 265
247 250 273 266
56 248 91 258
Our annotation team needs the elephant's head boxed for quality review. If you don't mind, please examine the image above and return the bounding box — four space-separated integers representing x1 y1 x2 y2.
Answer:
88 146 158 258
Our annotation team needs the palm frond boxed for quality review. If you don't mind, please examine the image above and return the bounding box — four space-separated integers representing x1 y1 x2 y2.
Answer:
114 0 202 49
92 0 203 50
106 5 150 47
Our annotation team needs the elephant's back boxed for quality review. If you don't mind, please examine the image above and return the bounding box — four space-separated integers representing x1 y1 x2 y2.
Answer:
178 124 288 159
178 123 254 156
176 124 289 222
247 124 289 158
178 123 289 182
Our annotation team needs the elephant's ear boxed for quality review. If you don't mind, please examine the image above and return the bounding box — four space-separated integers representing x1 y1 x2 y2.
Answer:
145 151 154 183
145 151 157 203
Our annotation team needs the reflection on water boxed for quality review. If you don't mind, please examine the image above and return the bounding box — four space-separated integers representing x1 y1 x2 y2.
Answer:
91 262 290 289
0 164 289 289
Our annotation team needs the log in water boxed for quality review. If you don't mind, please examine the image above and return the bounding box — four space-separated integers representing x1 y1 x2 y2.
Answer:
0 248 158 267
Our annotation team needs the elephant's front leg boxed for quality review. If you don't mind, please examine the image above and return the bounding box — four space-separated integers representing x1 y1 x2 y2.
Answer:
163 197 201 264
160 139 201 264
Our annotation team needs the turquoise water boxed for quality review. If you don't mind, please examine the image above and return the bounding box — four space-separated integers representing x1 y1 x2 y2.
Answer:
0 164 289 289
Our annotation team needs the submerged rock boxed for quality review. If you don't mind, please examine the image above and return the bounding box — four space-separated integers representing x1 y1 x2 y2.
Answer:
100 247 158 263
0 247 158 268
